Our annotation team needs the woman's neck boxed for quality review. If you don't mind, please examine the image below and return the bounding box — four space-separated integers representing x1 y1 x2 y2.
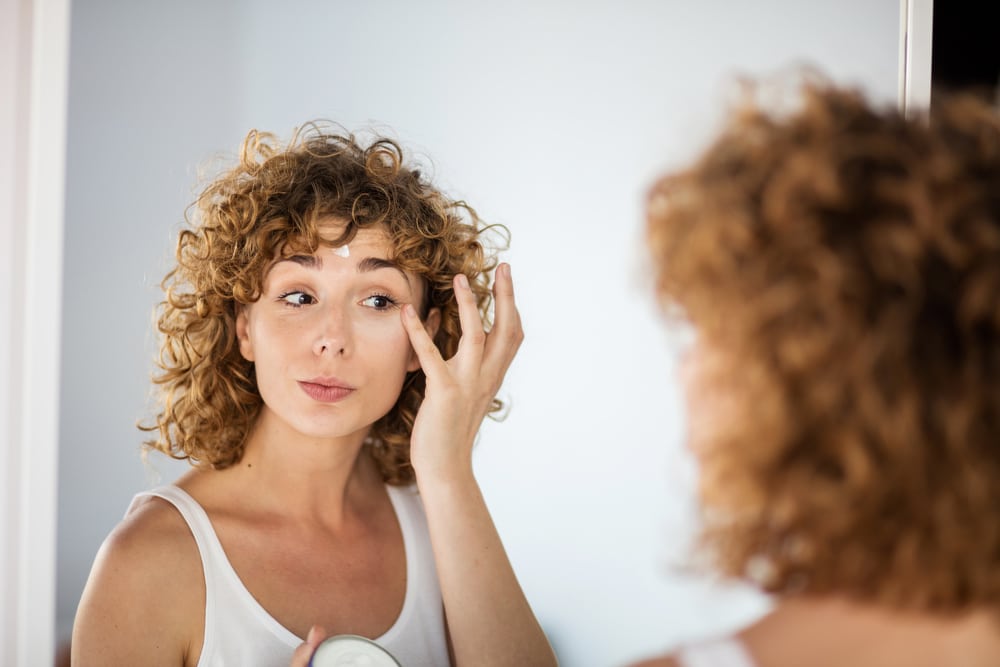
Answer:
195 410 385 529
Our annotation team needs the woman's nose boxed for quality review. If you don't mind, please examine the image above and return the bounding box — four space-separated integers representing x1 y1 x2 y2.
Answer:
312 305 351 357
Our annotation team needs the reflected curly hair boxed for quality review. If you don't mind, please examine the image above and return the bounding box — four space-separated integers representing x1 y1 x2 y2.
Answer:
647 81 1000 612
141 122 505 484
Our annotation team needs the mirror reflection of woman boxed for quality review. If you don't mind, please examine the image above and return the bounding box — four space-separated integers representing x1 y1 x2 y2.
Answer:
635 81 1000 667
72 125 556 667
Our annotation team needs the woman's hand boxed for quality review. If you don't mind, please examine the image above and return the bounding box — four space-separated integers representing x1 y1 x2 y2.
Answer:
289 626 327 667
401 263 523 485
400 263 554 665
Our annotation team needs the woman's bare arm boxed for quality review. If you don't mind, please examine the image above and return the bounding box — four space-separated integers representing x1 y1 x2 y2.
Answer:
402 264 557 667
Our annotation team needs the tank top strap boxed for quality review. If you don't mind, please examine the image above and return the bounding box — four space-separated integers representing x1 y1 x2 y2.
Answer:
127 485 224 565
125 485 231 661
675 636 757 667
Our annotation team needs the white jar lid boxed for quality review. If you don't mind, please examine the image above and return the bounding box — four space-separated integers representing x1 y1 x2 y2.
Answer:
309 634 401 667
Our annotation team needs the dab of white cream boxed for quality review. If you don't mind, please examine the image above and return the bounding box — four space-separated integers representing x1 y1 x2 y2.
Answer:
331 244 350 258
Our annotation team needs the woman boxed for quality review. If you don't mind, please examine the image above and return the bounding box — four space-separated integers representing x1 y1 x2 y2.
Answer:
72 124 557 667
636 82 1000 666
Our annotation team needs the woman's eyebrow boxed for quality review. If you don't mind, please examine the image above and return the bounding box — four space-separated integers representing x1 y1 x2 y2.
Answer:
357 256 409 282
281 254 321 269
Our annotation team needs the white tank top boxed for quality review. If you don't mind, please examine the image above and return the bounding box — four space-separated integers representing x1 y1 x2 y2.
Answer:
126 484 450 667
675 637 757 667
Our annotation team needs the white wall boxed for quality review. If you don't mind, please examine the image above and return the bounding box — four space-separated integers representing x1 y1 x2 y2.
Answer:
57 2 901 665
57 5 246 649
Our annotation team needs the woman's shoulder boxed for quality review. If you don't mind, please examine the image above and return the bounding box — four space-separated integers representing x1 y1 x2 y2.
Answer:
72 491 204 665
87 489 203 598
115 490 201 558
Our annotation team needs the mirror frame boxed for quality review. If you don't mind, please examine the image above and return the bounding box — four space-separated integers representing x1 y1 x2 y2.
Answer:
2 2 931 665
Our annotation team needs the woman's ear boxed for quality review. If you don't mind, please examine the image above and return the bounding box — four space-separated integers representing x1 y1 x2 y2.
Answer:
407 307 441 372
235 305 255 362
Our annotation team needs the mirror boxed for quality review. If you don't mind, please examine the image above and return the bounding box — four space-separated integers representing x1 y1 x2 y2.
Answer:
56 2 901 664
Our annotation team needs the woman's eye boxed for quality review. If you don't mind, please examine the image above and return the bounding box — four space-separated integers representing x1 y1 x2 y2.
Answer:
279 291 315 306
361 294 397 310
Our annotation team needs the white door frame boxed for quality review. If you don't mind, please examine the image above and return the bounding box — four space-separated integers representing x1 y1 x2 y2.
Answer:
1 0 71 665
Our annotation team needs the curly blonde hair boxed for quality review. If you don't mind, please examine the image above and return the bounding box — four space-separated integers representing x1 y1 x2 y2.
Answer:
647 81 1000 612
142 123 505 484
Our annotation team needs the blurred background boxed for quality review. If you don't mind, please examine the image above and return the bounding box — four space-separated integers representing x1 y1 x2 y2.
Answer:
55 1 902 665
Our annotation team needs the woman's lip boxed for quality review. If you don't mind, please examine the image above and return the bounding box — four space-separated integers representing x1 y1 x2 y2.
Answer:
298 380 355 403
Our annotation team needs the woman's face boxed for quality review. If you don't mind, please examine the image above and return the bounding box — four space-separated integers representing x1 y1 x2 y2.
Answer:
236 224 439 443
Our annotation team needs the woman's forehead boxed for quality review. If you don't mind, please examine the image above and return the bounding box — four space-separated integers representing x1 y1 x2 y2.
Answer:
324 228 392 258
267 224 424 290
274 220 432 303
277 222 393 259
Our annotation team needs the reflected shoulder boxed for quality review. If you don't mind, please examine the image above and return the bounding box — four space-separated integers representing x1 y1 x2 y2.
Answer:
628 656 681 667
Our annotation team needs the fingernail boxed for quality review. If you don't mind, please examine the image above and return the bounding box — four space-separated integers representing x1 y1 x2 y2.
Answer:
456 273 470 290
403 304 417 318
501 263 511 279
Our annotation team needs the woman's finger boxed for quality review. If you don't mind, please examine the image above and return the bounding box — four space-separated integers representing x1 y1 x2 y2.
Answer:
453 272 486 373
289 625 327 667
401 304 449 379
483 263 524 379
